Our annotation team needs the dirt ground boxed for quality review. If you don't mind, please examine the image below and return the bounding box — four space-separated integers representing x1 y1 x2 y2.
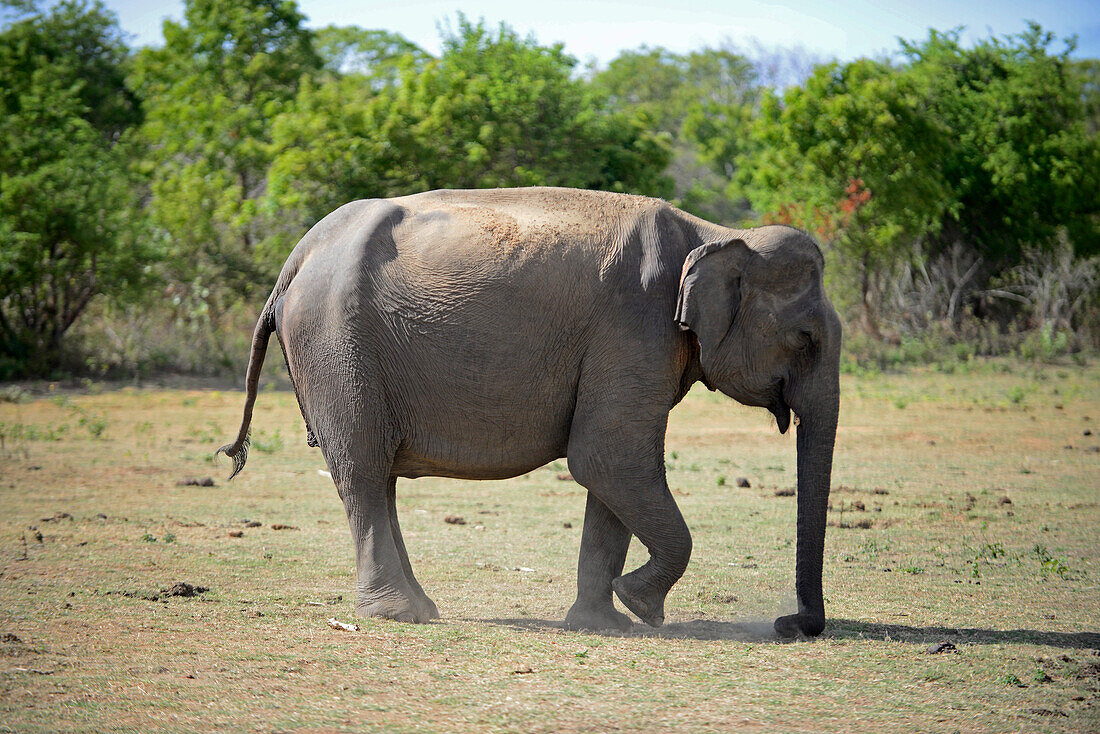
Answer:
1 360 1098 733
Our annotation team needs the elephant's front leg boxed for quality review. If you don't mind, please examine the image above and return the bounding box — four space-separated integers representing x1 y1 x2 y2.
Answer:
567 433 692 628
564 492 633 631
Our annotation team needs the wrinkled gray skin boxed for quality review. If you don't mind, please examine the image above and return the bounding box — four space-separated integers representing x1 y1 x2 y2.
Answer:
219 187 841 637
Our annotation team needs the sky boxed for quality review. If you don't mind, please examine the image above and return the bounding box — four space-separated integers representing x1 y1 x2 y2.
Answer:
89 0 1100 63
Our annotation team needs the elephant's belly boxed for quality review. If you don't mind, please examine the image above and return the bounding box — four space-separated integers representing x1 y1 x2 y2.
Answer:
389 410 571 480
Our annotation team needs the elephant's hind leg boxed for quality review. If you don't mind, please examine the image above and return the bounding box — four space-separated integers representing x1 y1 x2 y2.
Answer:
331 459 432 623
296 362 432 622
564 492 633 631
386 477 439 620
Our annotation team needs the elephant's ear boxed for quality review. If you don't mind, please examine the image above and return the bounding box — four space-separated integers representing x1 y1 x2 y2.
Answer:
675 238 751 359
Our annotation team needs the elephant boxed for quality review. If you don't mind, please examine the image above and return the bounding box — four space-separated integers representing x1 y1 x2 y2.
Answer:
218 187 841 637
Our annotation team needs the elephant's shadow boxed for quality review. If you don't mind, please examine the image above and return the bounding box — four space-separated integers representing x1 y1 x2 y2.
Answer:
479 617 1100 649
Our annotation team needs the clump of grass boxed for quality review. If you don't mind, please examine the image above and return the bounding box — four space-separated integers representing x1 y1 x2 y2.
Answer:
1032 669 1053 683
77 411 108 439
0 386 30 403
1033 544 1070 578
252 428 284 454
976 542 1005 560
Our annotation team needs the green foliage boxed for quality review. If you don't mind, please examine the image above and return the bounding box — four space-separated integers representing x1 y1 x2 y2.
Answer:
0 0 151 376
2 3 1098 376
370 17 673 195
1018 324 1071 361
739 57 952 334
976 542 1006 560
900 25 1100 262
313 25 429 84
131 0 322 301
1032 544 1070 578
592 44 766 224
737 24 1099 338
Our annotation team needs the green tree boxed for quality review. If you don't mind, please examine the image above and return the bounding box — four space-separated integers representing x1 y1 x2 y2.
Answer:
132 0 320 303
901 25 1100 261
593 44 763 223
313 25 429 86
739 58 952 334
263 75 385 254
365 17 672 195
0 0 148 375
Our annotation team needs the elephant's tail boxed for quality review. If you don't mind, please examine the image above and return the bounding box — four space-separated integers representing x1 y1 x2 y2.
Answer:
216 301 276 480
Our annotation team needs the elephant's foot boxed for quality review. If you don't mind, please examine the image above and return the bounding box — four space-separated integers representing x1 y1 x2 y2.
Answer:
413 590 440 621
356 585 434 624
611 572 665 628
774 612 825 638
564 601 633 632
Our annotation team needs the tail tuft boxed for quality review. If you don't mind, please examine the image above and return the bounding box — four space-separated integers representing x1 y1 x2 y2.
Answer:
216 431 251 481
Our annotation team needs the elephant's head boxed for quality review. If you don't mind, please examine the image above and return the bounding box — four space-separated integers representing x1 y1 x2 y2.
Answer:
676 224 841 637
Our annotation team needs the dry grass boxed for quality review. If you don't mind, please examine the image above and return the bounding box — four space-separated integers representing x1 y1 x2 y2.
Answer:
1 360 1098 732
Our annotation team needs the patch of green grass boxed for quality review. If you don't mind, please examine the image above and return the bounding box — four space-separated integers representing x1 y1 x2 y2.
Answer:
1033 544 1071 579
252 428 284 454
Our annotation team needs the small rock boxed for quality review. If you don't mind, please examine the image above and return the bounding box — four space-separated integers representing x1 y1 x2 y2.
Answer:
444 515 466 525
998 496 1013 506
270 524 298 530
928 440 936 446
774 488 795 497
852 500 866 511
244 521 262 528
40 512 72 522
228 530 244 538
1088 446 1100 453
95 513 107 520
874 488 889 495
925 641 957 654
1 633 22 644
562 522 572 529
161 582 208 597
735 477 751 488
1085 429 1092 436
556 473 573 481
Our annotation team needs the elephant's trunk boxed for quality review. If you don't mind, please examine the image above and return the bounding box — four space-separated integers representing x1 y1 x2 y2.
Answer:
774 351 840 638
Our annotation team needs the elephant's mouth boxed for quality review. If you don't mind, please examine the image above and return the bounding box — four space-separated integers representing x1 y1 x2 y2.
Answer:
769 378 791 434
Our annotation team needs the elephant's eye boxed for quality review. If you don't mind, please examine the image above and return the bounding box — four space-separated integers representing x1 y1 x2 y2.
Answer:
787 329 815 351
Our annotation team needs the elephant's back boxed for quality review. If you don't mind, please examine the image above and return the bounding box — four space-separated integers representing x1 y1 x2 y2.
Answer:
387 187 666 268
